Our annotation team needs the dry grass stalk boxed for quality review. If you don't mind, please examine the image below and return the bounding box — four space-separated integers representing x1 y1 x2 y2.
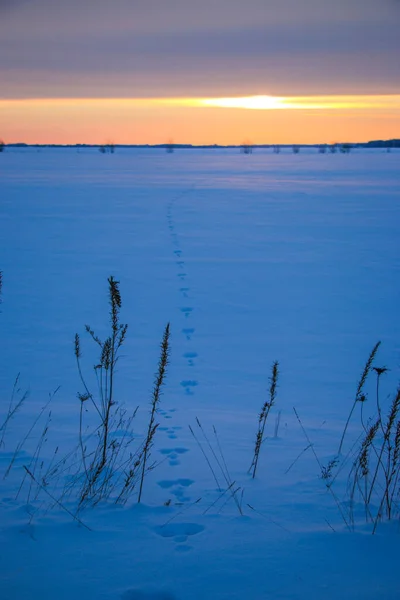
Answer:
338 341 380 455
249 361 279 478
138 322 170 503
75 276 131 506
0 374 29 448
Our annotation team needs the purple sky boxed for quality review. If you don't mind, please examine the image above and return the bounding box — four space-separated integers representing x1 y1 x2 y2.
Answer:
1 0 400 99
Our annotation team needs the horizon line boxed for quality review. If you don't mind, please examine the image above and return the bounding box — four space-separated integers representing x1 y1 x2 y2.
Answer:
1 94 400 111
3 139 399 148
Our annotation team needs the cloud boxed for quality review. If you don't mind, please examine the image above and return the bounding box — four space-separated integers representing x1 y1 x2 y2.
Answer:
0 0 399 97
0 0 30 13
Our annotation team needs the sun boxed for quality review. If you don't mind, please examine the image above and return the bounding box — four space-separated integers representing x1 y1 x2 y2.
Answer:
200 95 286 110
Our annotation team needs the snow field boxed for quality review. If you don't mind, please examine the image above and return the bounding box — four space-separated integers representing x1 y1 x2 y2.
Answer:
1 147 400 599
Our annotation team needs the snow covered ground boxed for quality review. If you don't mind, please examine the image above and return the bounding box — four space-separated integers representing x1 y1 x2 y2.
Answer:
1 147 399 599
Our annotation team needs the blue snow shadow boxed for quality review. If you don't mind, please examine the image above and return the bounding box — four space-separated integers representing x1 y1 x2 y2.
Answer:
155 522 204 538
121 590 176 600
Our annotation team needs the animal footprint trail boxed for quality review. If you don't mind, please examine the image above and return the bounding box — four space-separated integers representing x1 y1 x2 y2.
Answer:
159 446 189 466
159 446 187 454
154 521 205 553
183 351 198 367
157 478 194 489
182 327 195 340
180 380 198 395
157 478 195 504
158 408 176 421
166 189 201 406
180 286 190 298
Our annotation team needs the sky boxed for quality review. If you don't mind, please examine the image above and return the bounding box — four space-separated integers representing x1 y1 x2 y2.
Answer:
0 0 399 144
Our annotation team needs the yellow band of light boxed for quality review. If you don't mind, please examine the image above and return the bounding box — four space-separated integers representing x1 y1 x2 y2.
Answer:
1 95 400 110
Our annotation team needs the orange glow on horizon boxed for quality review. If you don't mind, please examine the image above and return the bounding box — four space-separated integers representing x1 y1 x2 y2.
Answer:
1 95 399 145
200 95 400 110
3 94 400 110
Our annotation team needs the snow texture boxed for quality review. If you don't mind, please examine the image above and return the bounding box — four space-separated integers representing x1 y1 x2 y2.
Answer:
0 147 399 599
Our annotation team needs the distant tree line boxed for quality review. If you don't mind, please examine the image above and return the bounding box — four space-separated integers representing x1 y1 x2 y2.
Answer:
99 142 115 154
240 141 253 154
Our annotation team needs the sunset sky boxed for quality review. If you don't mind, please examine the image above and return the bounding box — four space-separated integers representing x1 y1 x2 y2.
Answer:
1 0 399 145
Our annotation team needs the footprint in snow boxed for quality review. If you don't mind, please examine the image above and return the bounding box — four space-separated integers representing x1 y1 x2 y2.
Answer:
171 488 191 502
155 522 204 539
159 449 181 466
157 479 194 489
165 428 176 435
182 327 195 340
159 408 175 418
180 380 198 394
183 351 198 366
159 447 188 455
